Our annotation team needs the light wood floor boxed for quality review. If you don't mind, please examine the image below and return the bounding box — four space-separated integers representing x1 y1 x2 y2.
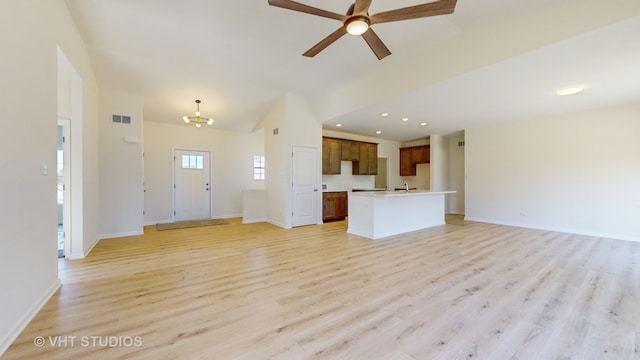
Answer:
3 216 639 359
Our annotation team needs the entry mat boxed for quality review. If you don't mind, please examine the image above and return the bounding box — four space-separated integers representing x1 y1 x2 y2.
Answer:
156 218 229 231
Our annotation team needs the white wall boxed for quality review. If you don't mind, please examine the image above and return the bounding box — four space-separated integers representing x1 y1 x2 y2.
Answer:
257 93 322 228
465 101 640 241
143 121 264 224
0 0 100 355
429 135 449 192
258 96 289 227
99 91 144 238
322 130 402 191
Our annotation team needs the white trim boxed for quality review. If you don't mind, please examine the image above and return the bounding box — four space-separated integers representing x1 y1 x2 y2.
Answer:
0 279 61 356
242 218 267 224
145 219 173 226
464 217 640 243
100 231 145 240
268 219 290 229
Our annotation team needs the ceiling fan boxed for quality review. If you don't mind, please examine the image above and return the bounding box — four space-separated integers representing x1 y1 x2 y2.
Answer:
267 0 458 60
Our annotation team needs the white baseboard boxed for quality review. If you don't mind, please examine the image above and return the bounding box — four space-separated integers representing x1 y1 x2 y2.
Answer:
464 216 640 243
242 218 267 224
100 230 144 240
0 278 61 357
268 218 290 229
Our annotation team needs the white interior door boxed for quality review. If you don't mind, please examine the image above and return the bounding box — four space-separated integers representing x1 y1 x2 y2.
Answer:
174 150 211 221
292 146 318 227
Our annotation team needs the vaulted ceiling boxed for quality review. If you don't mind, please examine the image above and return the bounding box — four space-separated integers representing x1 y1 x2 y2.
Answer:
65 0 640 141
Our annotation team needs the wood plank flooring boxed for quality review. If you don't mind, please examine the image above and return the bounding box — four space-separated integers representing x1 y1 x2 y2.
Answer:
3 216 639 359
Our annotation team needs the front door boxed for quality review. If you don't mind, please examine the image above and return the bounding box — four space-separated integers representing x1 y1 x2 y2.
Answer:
292 146 318 227
174 150 211 221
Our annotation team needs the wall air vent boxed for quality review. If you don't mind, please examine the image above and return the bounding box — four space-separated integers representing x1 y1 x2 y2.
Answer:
112 114 131 124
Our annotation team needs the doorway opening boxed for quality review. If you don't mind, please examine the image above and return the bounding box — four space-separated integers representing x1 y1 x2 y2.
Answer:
375 157 388 190
57 120 70 258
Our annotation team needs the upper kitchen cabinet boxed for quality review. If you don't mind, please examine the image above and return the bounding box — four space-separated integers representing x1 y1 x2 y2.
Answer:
322 137 341 174
353 142 378 175
412 146 430 164
400 147 415 176
340 140 360 161
323 137 377 175
400 145 430 176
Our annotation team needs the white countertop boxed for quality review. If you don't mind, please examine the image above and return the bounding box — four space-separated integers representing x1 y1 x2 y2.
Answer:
350 190 455 197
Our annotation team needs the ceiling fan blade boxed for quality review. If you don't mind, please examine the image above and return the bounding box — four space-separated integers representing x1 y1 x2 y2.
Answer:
303 27 348 57
370 0 457 24
353 0 373 15
361 28 391 60
268 0 347 21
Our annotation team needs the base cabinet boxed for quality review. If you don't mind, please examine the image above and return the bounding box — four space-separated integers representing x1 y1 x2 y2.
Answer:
322 191 348 222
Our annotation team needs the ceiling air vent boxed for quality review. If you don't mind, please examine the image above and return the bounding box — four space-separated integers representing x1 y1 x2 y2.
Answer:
112 114 131 124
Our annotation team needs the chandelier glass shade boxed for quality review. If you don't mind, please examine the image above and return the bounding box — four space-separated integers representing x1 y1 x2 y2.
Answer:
183 99 214 128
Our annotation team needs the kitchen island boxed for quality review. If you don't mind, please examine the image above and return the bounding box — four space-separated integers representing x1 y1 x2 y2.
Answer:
348 190 455 240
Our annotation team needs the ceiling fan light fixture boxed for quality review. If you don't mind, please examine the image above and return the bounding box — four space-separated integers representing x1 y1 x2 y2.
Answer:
346 17 369 36
557 87 584 96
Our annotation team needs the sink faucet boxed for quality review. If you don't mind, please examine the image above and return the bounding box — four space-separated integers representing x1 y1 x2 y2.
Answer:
404 182 409 191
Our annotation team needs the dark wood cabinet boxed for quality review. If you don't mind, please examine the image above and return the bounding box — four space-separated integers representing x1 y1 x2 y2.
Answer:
323 137 376 175
340 140 352 161
340 140 360 161
400 145 430 176
411 146 429 164
350 141 360 161
322 191 348 222
322 137 341 174
352 142 378 175
400 147 415 176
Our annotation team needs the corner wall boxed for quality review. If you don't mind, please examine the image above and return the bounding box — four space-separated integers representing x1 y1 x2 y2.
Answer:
0 0 100 355
257 93 322 228
465 101 640 241
99 91 144 238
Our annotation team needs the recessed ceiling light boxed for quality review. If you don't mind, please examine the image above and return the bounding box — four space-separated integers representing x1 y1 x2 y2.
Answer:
401 117 409 122
336 123 342 127
420 122 427 126
380 112 389 117
557 87 584 96
376 130 382 134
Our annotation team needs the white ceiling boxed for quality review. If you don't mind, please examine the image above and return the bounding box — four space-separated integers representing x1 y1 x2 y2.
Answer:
64 0 640 142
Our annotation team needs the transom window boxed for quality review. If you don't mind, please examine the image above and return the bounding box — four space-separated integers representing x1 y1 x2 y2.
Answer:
253 155 265 180
182 155 204 169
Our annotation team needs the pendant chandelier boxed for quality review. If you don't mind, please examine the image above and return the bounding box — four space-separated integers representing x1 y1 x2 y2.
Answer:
183 99 214 128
